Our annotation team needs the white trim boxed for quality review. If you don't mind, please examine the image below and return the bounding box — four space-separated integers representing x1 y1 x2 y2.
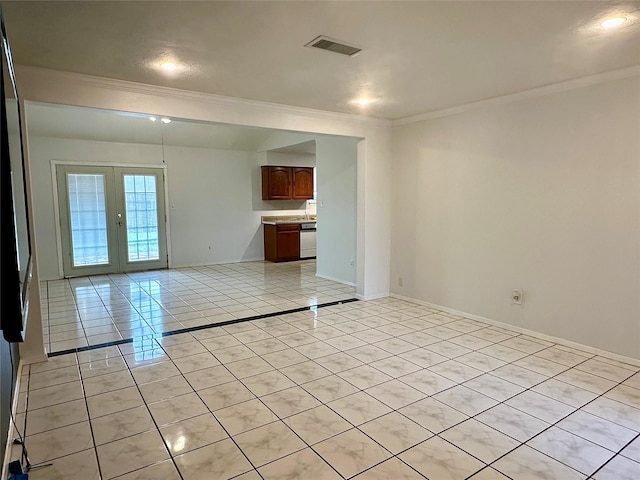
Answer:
20 353 48 365
162 169 172 269
50 159 168 169
16 65 391 128
315 272 356 287
356 291 389 301
393 65 640 126
50 161 64 278
173 257 266 269
390 293 640 367
1 360 24 480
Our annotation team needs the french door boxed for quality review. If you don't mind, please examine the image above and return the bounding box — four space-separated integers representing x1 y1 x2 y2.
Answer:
56 165 167 277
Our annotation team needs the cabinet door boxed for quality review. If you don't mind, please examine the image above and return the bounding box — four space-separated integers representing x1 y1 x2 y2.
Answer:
262 166 292 200
263 224 278 262
292 167 314 199
276 225 300 261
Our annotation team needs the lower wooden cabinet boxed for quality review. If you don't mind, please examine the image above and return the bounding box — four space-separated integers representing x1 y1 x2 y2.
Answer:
264 224 300 262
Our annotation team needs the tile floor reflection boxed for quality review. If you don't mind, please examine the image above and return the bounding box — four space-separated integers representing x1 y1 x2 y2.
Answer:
11 297 640 479
41 260 355 353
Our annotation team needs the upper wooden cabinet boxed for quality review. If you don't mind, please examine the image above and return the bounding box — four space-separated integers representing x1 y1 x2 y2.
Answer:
262 166 314 200
292 167 314 199
262 166 291 200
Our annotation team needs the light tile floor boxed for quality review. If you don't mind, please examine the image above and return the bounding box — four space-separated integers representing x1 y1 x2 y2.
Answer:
41 260 355 353
11 297 640 479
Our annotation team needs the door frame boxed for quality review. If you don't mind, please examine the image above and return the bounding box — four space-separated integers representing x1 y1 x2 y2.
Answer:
50 161 171 278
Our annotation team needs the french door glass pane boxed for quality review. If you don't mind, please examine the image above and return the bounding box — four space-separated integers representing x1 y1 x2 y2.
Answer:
124 174 160 262
67 174 109 266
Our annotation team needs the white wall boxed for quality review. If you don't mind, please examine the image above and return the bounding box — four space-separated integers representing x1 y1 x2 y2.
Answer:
165 144 319 268
316 137 359 285
391 75 640 359
18 99 47 363
263 151 315 168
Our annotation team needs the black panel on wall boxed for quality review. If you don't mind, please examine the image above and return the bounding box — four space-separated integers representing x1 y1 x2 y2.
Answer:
0 341 19 469
0 5 28 470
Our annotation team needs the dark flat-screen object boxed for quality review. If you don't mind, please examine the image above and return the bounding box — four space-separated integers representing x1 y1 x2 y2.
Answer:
1 9 31 343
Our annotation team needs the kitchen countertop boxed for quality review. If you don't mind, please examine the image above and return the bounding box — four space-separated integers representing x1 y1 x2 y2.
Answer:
261 215 317 225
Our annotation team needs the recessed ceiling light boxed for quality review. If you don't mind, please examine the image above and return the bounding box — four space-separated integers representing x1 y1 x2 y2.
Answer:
149 116 157 122
160 117 171 124
147 57 193 76
161 62 178 71
601 16 627 29
351 97 376 107
580 10 638 36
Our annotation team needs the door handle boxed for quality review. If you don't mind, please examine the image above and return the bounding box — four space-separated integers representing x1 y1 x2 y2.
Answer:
117 213 123 227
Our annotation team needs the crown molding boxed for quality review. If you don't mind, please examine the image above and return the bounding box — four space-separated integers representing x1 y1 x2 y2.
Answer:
15 65 391 128
393 65 640 127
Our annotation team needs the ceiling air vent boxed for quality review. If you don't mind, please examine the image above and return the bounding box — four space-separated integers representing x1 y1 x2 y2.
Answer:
305 35 362 57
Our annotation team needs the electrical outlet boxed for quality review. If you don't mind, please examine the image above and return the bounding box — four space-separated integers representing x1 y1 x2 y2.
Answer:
349 259 354 267
208 245 212 251
398 277 403 287
512 289 523 305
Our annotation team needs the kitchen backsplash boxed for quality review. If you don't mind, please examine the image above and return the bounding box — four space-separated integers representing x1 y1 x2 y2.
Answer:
260 200 315 218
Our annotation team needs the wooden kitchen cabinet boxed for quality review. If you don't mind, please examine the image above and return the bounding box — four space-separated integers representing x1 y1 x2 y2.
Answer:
292 167 314 199
264 224 300 262
262 166 314 200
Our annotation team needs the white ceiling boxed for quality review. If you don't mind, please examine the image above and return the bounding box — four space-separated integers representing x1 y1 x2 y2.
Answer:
4 1 640 120
25 103 291 151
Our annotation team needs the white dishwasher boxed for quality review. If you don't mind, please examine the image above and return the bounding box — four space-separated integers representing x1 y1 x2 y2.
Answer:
299 223 317 259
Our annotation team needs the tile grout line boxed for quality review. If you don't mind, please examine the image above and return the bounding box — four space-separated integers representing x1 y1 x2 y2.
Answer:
288 306 507 479
75 353 108 480
178 307 393 478
326 319 553 479
118 351 187 480
586 431 640 479
46 298 359 357
140 304 640 478
46 261 355 350
442 340 634 476
27 295 640 479
303 315 639 479
143 307 365 479
55 352 105 480
463 353 639 478
147 331 265 479
192 306 507 479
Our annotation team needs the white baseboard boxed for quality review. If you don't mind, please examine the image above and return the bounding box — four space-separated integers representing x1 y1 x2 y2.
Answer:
315 272 356 287
2 360 25 480
390 293 640 368
20 353 48 365
356 292 391 301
